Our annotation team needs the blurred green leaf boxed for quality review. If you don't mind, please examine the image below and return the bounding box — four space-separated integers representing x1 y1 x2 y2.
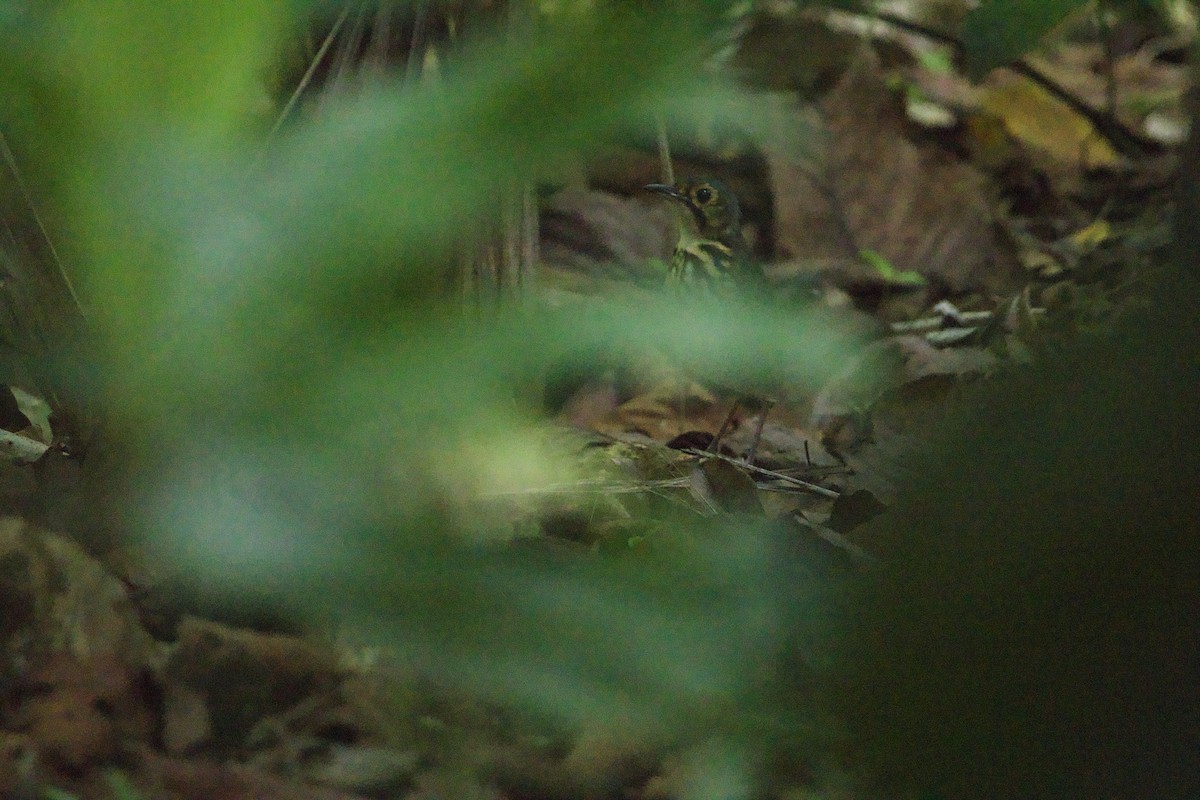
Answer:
0 0 859 743
962 0 1090 78
55 6 722 420
103 770 144 800
40 789 79 800
860 249 927 287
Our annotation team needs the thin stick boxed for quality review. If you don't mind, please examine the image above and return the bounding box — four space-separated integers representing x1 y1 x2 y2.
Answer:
404 1 431 87
709 398 741 452
654 113 688 427
269 3 352 139
654 113 675 184
0 131 84 318
868 9 1156 156
683 447 841 499
519 181 538 292
744 399 772 467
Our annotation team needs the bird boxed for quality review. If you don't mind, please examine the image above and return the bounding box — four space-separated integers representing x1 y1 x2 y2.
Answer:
643 176 765 291
644 176 773 462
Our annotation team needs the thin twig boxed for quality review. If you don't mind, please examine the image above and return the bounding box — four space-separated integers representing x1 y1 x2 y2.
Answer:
520 181 539 292
0 130 85 319
682 447 841 499
405 1 430 87
654 113 674 185
270 3 352 139
653 113 687 425
868 8 1159 158
484 477 691 497
368 1 396 71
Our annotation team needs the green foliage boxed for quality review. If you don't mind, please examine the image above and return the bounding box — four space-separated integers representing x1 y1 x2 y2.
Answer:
43 774 143 800
104 771 144 800
0 0 857 752
859 249 927 287
961 0 1091 78
40 789 78 800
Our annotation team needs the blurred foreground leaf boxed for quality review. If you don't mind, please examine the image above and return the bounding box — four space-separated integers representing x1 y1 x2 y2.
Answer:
962 0 1090 78
0 0 859 739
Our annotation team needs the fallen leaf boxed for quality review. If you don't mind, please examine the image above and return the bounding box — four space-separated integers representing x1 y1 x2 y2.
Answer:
977 73 1123 172
764 58 1022 302
0 517 158 669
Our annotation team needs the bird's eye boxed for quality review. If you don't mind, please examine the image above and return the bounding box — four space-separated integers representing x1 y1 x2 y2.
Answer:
695 187 713 204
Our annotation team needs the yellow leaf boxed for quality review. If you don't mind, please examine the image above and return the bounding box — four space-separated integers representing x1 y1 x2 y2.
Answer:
979 77 1122 170
1068 219 1111 253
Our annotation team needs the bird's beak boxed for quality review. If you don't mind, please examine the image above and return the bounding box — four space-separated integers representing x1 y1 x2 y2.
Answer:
643 183 683 201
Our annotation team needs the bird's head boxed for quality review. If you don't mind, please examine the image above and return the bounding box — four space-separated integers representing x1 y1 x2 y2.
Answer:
644 176 742 242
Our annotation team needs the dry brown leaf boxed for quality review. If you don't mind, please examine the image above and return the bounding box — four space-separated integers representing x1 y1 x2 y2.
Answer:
593 381 722 443
160 617 342 756
764 58 1021 300
139 746 371 800
0 518 158 670
810 334 996 461
0 653 158 798
540 188 676 286
5 654 156 772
